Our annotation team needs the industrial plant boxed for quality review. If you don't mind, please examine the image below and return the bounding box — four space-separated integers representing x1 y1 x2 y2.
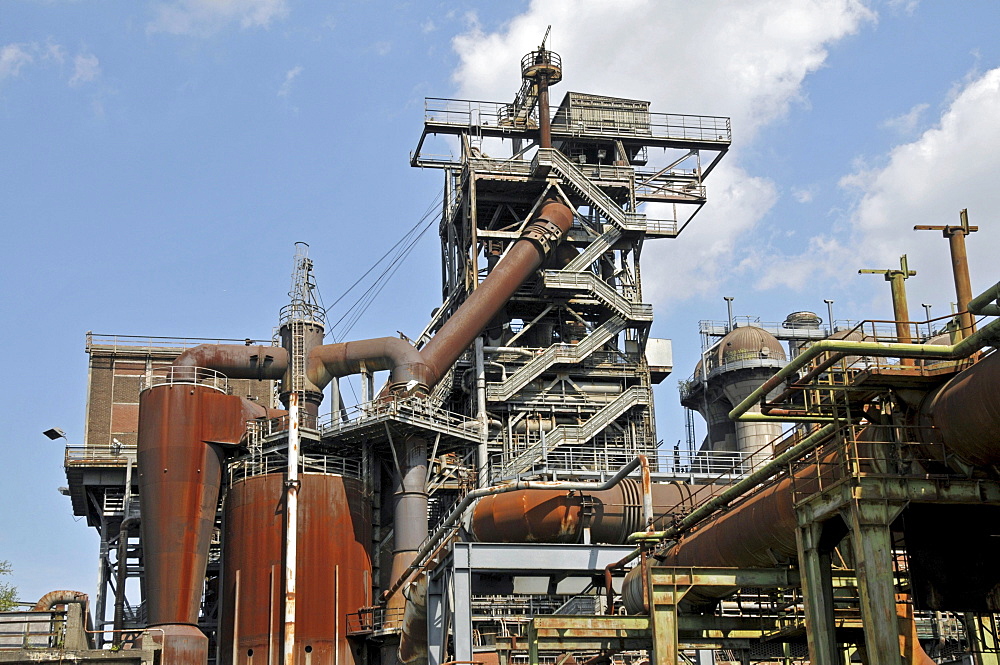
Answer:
4 35 1000 665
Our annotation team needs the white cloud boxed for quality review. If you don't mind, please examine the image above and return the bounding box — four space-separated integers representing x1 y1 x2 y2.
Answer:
69 53 100 87
278 65 302 97
43 42 66 65
887 0 919 15
0 44 34 81
449 0 876 307
642 162 778 305
764 67 1000 309
880 102 928 136
791 185 819 203
148 0 289 36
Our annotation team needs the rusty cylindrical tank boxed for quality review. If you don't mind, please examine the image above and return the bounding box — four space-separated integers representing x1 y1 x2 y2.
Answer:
471 480 704 544
138 382 265 665
220 473 372 665
916 349 1000 468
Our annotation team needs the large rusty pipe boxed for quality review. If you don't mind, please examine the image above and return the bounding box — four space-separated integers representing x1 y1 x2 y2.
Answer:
306 201 573 397
418 200 574 382
307 337 432 394
174 344 288 380
470 481 701 545
383 456 652 604
916 349 1000 467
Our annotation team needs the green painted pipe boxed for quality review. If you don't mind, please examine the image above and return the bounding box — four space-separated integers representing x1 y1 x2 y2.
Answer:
728 316 1000 423
628 423 837 543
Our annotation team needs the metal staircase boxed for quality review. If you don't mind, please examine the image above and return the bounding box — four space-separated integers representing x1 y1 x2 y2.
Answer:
500 386 651 477
563 226 624 272
542 271 653 322
486 316 628 401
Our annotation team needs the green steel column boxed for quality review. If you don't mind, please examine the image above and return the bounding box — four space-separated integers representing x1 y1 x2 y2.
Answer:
859 255 917 363
846 499 905 665
648 570 680 665
795 519 839 664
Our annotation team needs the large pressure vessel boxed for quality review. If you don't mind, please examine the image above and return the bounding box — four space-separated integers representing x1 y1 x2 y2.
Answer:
220 473 372 665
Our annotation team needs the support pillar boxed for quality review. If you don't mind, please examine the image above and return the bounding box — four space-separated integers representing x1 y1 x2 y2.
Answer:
452 548 473 664
648 567 680 665
795 519 839 664
426 572 446 665
846 499 905 665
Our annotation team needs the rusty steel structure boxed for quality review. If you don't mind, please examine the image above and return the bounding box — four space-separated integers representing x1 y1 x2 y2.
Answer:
37 34 1000 665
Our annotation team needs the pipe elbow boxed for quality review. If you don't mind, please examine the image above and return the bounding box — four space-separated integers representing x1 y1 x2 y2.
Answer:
34 590 89 611
307 338 433 393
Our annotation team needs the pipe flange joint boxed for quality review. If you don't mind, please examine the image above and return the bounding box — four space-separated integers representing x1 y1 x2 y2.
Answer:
521 218 564 256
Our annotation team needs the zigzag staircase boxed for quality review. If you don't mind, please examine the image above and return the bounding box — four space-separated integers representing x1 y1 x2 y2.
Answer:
485 316 627 401
542 270 653 323
501 386 651 477
535 148 647 231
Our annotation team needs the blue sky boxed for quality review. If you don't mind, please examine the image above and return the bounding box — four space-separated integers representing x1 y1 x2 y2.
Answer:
3 0 1000 602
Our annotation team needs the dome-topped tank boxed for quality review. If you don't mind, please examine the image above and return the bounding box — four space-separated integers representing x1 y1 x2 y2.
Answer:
718 326 787 366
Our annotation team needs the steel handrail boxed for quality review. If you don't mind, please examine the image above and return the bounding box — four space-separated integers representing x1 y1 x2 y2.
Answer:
728 315 1000 423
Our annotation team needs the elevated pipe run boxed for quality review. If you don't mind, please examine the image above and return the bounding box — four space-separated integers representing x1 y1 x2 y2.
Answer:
307 337 432 396
728 314 1000 425
384 456 652 604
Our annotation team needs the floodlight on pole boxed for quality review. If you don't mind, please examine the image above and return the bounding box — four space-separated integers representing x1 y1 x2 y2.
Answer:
43 427 67 441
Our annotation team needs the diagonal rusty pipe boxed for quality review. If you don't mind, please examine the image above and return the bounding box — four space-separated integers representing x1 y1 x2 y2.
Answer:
307 200 575 395
305 200 574 621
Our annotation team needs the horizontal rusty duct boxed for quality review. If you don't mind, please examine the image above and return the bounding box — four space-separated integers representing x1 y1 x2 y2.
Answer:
173 344 288 379
471 481 705 545
307 337 432 395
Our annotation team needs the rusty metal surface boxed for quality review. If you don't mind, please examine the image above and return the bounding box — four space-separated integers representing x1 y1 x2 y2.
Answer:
32 590 88 611
470 480 701 545
420 201 573 382
144 624 209 665
920 349 1000 467
219 473 372 665
138 384 233 629
173 344 288 379
307 337 432 394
